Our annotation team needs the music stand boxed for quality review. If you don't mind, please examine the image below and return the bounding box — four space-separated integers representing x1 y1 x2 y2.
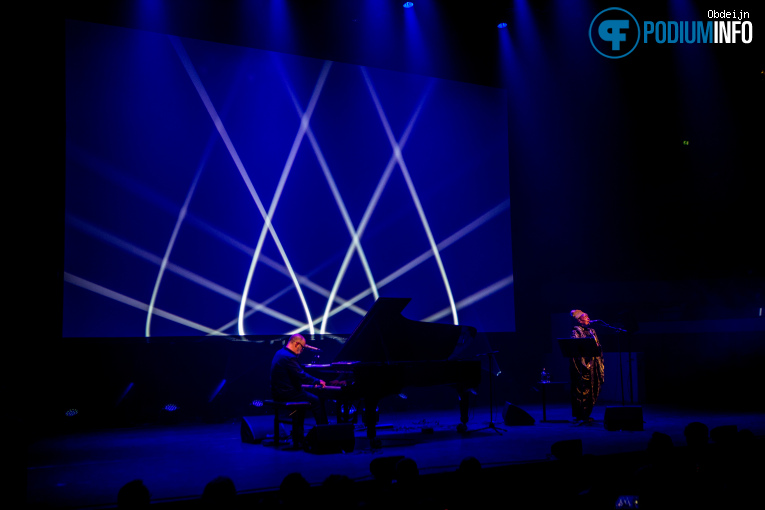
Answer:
594 320 630 406
557 338 602 358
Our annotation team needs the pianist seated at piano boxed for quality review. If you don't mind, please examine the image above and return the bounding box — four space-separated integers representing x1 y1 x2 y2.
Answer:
270 334 329 446
302 297 482 448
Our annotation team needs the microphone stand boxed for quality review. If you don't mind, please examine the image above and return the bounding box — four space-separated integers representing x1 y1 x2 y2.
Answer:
470 351 505 435
591 320 629 406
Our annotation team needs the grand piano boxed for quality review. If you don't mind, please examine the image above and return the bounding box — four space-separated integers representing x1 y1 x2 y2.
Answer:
304 297 481 447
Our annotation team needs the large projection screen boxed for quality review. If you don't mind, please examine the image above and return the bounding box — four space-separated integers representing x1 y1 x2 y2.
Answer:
64 20 514 337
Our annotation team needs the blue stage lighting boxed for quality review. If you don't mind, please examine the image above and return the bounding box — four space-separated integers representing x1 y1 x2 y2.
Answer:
251 399 264 407
340 403 357 416
403 2 414 8
64 20 516 338
65 408 79 417
498 22 508 29
208 379 226 402
163 403 178 412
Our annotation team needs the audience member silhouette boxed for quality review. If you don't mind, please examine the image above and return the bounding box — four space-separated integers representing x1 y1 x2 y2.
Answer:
683 421 709 449
369 455 404 484
394 456 419 483
117 479 150 509
279 472 311 509
201 476 237 509
646 431 675 465
729 429 762 508
393 457 421 509
458 455 481 472
108 419 761 510
633 432 680 509
450 456 486 510
320 474 358 510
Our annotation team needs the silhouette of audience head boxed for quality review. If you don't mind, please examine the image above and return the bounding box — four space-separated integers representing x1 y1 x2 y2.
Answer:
201 476 236 508
370 455 405 484
322 474 357 509
710 425 738 446
736 428 755 448
280 472 311 509
117 479 150 509
646 431 674 461
684 421 709 448
395 457 419 483
457 456 482 474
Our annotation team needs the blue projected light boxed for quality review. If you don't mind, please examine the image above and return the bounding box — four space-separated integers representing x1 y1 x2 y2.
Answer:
498 23 508 29
64 20 515 337
403 2 414 8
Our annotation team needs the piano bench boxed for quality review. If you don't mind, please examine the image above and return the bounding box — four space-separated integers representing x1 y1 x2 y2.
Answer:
262 400 312 446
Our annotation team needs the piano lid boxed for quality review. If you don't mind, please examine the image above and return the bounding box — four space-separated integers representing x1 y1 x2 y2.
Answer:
332 297 476 363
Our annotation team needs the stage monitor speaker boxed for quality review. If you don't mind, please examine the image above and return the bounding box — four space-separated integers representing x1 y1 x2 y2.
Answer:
241 416 283 444
604 406 644 431
305 424 355 454
503 402 535 426
551 439 582 460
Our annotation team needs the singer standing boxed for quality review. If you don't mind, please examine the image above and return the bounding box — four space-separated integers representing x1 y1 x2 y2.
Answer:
569 310 604 424
270 334 328 445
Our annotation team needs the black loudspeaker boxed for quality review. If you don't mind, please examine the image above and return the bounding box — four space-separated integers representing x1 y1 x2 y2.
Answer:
241 416 283 444
503 403 535 426
305 424 356 454
604 406 644 431
551 439 582 460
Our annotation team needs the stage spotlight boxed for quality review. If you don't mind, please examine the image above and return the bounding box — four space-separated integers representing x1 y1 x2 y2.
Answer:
498 22 508 28
398 393 408 399
159 403 181 425
65 408 79 417
247 399 271 416
403 2 414 8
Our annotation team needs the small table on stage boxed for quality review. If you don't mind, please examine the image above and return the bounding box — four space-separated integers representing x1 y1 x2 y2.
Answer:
534 381 569 422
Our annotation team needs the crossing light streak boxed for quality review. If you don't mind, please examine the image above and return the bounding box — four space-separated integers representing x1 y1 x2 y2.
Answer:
168 35 315 336
362 67 459 325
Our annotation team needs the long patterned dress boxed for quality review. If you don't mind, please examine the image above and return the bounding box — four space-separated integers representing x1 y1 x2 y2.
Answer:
569 325 605 420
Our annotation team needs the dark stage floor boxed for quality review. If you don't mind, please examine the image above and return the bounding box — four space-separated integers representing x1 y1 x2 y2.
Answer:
26 403 765 508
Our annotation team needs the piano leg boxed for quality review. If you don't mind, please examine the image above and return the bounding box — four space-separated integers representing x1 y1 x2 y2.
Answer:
362 397 381 449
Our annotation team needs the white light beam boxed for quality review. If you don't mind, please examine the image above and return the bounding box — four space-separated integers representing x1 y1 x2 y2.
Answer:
168 35 314 336
361 68 458 325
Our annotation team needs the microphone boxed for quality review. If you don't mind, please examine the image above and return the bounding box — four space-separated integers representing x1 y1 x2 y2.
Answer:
303 344 321 351
589 319 601 323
